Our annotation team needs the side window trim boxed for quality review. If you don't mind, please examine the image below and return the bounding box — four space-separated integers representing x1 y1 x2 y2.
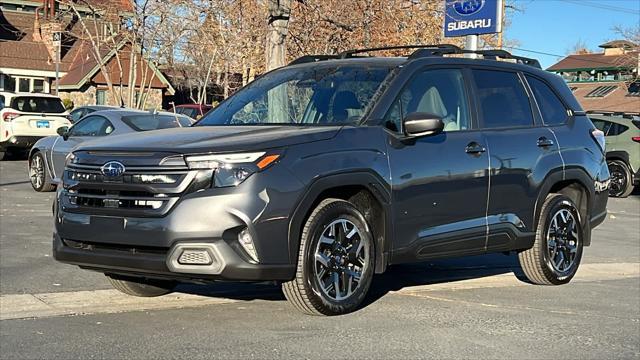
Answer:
522 73 570 127
383 65 476 134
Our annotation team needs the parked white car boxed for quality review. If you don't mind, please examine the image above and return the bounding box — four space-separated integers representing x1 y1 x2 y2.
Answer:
0 92 71 160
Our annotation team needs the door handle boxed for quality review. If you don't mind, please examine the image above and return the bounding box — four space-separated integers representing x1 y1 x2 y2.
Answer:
465 142 486 155
537 137 554 147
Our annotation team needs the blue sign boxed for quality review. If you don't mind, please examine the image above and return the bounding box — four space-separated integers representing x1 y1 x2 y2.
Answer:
444 0 503 37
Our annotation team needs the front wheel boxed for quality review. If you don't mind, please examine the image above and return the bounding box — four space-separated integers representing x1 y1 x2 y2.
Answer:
29 151 55 192
283 198 375 316
107 274 176 297
518 194 584 285
607 160 634 198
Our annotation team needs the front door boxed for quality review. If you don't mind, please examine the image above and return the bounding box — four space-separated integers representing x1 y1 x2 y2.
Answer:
385 68 490 262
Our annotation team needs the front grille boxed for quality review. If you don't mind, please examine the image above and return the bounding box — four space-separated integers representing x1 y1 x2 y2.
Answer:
69 189 167 210
62 160 194 216
63 239 168 255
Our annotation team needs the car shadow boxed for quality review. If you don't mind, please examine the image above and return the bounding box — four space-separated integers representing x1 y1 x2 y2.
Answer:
173 252 527 307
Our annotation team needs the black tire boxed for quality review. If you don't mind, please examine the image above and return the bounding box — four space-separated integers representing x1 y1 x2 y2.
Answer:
282 198 375 316
518 194 584 285
607 160 634 198
29 151 56 192
0 150 5 161
106 274 176 297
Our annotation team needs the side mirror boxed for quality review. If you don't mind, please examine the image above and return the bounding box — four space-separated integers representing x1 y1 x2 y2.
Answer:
403 112 444 137
57 126 70 140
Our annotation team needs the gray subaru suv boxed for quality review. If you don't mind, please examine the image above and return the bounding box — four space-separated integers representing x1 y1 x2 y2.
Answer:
53 45 609 315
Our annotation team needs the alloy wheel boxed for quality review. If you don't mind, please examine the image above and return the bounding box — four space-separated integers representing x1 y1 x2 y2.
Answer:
29 155 45 190
608 162 628 197
546 208 580 273
314 218 370 301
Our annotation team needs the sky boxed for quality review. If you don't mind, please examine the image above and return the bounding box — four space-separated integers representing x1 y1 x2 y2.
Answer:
505 0 640 69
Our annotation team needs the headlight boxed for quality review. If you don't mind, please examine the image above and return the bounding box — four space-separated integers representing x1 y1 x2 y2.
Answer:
184 152 281 187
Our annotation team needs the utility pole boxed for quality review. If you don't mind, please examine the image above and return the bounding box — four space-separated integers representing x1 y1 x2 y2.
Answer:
53 31 61 95
465 35 478 58
497 0 505 48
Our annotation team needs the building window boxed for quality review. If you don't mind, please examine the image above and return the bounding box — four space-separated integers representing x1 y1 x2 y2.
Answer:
33 79 45 93
96 89 106 105
19 78 30 92
585 85 617 98
627 82 640 97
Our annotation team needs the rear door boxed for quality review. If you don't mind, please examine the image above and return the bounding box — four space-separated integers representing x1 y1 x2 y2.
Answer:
385 67 491 261
51 115 114 178
471 69 562 251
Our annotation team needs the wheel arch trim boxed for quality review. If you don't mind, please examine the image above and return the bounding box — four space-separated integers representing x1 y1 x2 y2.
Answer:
287 171 392 273
534 167 595 246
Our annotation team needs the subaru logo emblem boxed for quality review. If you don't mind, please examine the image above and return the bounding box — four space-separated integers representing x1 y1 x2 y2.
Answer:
101 161 126 177
453 0 484 16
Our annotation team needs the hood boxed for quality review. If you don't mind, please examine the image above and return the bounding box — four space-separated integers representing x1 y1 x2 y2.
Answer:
76 125 341 154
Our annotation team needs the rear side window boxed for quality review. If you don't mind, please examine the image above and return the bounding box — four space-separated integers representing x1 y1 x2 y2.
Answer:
0 95 4 109
608 123 629 136
122 114 192 131
10 96 65 113
526 75 568 126
471 70 534 129
590 119 611 134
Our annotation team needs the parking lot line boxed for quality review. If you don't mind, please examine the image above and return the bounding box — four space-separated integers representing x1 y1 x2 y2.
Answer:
1 262 637 321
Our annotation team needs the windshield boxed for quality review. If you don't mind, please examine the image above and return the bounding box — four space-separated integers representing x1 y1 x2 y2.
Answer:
121 114 193 131
10 96 65 113
196 65 391 126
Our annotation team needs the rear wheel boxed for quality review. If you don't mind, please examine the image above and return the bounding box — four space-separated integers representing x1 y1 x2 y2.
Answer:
283 198 375 316
107 274 176 297
0 150 5 161
607 160 634 198
518 194 584 285
29 151 55 192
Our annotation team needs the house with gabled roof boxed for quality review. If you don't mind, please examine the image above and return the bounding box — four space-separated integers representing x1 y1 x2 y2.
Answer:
547 40 639 115
0 0 174 108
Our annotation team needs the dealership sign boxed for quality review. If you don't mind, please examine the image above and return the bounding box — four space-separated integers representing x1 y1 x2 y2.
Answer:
444 0 503 37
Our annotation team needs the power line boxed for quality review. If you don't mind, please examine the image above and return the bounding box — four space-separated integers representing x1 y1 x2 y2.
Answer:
558 0 640 15
503 46 564 58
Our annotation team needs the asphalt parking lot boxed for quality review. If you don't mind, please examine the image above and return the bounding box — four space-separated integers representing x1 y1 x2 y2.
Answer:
1 158 639 359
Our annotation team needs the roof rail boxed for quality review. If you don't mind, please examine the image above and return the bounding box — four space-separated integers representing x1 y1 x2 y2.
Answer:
288 55 340 66
409 47 542 68
338 44 462 59
288 44 542 69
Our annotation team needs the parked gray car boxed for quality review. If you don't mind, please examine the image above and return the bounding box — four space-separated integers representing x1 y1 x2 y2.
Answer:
68 105 119 123
28 109 193 192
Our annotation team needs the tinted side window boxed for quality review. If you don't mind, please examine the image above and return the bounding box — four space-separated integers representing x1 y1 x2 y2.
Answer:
590 119 612 134
69 108 85 122
608 123 629 136
472 70 533 129
69 116 114 137
385 69 471 132
526 75 568 126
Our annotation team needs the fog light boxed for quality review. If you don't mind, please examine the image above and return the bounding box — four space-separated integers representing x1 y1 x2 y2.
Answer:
238 228 258 262
178 249 213 265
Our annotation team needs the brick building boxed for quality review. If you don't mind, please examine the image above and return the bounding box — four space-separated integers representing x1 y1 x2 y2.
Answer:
547 40 639 115
0 0 173 108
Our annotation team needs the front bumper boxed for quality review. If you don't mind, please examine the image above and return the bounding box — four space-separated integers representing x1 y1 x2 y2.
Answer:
53 232 294 281
54 164 304 282
0 136 43 150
